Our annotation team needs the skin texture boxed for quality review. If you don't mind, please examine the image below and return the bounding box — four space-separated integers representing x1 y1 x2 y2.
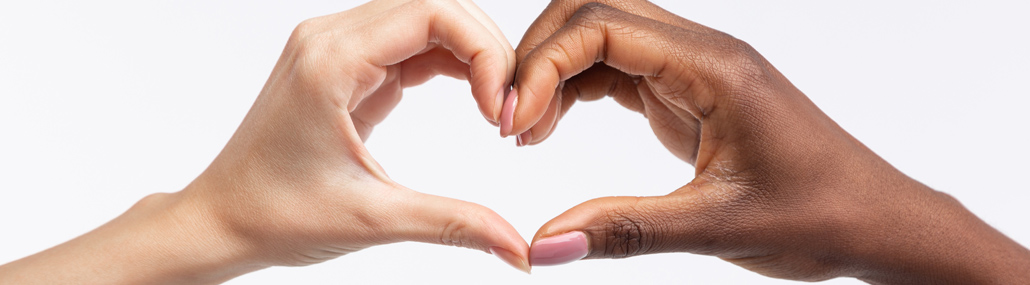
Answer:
509 1 1030 284
0 0 529 283
2 1 1028 284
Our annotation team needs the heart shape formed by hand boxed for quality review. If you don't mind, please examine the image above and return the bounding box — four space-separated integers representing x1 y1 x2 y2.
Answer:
5 2 1025 285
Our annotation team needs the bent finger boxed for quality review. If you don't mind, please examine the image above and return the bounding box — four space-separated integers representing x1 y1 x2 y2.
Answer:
352 0 513 125
521 64 644 146
514 0 710 62
509 3 698 138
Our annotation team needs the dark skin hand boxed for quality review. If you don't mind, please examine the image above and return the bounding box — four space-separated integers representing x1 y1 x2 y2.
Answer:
502 1 1030 283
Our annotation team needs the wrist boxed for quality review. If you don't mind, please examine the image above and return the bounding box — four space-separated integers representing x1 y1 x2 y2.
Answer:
97 190 265 284
846 181 1030 284
153 185 268 284
0 189 264 285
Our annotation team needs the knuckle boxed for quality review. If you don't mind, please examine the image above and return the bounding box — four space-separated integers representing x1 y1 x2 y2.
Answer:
593 210 657 258
571 2 615 24
709 37 773 92
288 18 321 48
440 219 469 248
292 18 318 37
287 19 326 66
438 204 492 249
129 192 170 211
932 190 962 206
410 0 452 11
283 18 344 90
550 0 584 9
726 39 766 75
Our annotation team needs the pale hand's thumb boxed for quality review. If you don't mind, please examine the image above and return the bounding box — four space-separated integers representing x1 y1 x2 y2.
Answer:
384 188 530 273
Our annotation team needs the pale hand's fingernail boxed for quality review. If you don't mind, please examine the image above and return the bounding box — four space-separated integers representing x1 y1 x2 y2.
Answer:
499 89 518 137
488 83 508 125
490 246 531 274
530 231 588 266
516 130 533 147
488 85 508 126
483 112 499 127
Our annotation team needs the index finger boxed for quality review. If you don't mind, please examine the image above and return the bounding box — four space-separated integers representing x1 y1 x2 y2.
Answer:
514 0 709 61
503 0 716 137
456 0 517 123
348 0 515 124
507 3 702 137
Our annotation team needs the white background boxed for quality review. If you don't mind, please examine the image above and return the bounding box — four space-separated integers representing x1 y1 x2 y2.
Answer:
2 0 1028 284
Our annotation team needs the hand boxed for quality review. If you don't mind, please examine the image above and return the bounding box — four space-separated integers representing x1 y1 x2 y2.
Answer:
195 0 528 270
506 1 1030 283
0 0 528 283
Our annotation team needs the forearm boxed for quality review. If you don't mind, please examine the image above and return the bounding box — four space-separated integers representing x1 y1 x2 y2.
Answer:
853 186 1030 284
0 191 262 284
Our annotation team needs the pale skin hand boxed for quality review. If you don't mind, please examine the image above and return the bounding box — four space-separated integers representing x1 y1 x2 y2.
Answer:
0 0 529 283
506 1 1030 284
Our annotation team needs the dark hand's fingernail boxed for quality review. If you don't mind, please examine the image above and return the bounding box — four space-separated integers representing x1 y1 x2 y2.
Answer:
529 231 588 266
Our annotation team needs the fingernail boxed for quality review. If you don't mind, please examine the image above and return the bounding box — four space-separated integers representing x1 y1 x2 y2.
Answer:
493 84 511 125
499 89 518 137
516 130 533 147
483 113 499 127
530 231 588 266
490 246 531 274
488 86 508 126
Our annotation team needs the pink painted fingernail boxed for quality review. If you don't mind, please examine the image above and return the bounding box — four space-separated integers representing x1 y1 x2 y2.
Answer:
530 231 588 266
499 89 518 137
516 130 533 147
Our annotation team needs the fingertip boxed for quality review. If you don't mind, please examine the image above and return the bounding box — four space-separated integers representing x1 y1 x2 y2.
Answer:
509 58 563 139
490 246 532 274
395 191 533 272
490 83 510 126
471 65 510 129
516 130 533 147
529 231 589 266
520 84 564 146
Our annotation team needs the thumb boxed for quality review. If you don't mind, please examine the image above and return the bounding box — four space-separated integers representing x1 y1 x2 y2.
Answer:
529 186 725 266
384 188 531 273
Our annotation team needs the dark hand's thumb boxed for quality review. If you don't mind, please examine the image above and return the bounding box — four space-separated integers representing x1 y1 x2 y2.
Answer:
529 188 720 266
